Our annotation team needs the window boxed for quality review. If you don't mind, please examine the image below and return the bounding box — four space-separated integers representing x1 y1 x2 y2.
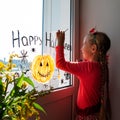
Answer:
42 0 72 89
0 0 72 91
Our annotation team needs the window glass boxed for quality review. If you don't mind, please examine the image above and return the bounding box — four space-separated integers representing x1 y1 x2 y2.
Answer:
42 0 72 89
0 0 43 91
0 0 71 91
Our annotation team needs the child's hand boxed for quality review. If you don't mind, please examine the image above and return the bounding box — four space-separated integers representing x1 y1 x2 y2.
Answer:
56 30 65 46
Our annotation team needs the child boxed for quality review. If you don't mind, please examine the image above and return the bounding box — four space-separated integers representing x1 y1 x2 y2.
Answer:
55 29 111 120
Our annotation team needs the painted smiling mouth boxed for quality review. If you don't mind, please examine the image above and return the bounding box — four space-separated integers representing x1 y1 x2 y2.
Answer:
38 71 50 77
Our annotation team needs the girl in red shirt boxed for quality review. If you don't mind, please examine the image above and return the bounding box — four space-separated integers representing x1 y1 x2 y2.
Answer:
55 29 111 120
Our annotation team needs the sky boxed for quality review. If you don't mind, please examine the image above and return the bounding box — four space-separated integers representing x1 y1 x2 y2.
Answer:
0 0 43 61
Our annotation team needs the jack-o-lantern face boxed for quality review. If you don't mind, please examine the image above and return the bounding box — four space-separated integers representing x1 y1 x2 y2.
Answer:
31 55 55 83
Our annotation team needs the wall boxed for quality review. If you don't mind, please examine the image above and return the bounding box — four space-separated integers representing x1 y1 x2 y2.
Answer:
79 0 120 119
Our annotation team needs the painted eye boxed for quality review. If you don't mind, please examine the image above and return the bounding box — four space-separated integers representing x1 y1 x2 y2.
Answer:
40 62 42 66
46 62 49 66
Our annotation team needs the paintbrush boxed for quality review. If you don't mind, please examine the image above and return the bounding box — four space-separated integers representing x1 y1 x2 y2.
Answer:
64 28 68 32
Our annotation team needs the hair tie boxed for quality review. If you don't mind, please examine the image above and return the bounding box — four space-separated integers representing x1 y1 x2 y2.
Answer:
89 27 97 44
89 27 97 34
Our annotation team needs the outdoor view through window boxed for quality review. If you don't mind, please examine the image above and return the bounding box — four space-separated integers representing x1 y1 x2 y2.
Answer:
0 0 71 90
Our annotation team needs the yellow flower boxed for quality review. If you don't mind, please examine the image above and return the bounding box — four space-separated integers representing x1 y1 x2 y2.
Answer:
16 105 22 111
21 117 26 120
8 109 14 116
5 64 12 71
5 73 12 82
24 101 29 107
5 54 19 71
0 75 2 79
12 63 16 68
0 61 5 71
22 81 28 89
2 82 6 91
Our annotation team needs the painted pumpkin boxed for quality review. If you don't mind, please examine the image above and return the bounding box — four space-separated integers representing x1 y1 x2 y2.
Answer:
31 55 55 83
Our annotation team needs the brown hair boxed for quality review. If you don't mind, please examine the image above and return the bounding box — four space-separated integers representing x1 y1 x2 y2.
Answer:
88 32 111 119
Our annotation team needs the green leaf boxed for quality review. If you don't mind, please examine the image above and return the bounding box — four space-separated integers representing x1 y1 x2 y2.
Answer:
0 80 4 95
33 102 46 115
0 79 2 85
23 77 35 88
16 74 34 88
16 74 24 88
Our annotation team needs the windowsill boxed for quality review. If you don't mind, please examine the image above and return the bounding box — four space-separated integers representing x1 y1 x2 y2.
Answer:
37 85 74 105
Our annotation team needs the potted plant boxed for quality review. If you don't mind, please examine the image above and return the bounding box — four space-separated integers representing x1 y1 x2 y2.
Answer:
0 54 52 120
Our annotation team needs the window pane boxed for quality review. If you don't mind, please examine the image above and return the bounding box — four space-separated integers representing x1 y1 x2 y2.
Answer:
0 0 43 91
0 0 71 91
0 0 43 59
42 0 72 89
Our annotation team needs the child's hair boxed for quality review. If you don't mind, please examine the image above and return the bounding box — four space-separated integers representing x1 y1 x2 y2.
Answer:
87 32 111 60
87 31 111 119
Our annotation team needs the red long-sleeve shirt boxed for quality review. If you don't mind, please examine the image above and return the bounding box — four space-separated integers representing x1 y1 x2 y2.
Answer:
55 46 102 109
